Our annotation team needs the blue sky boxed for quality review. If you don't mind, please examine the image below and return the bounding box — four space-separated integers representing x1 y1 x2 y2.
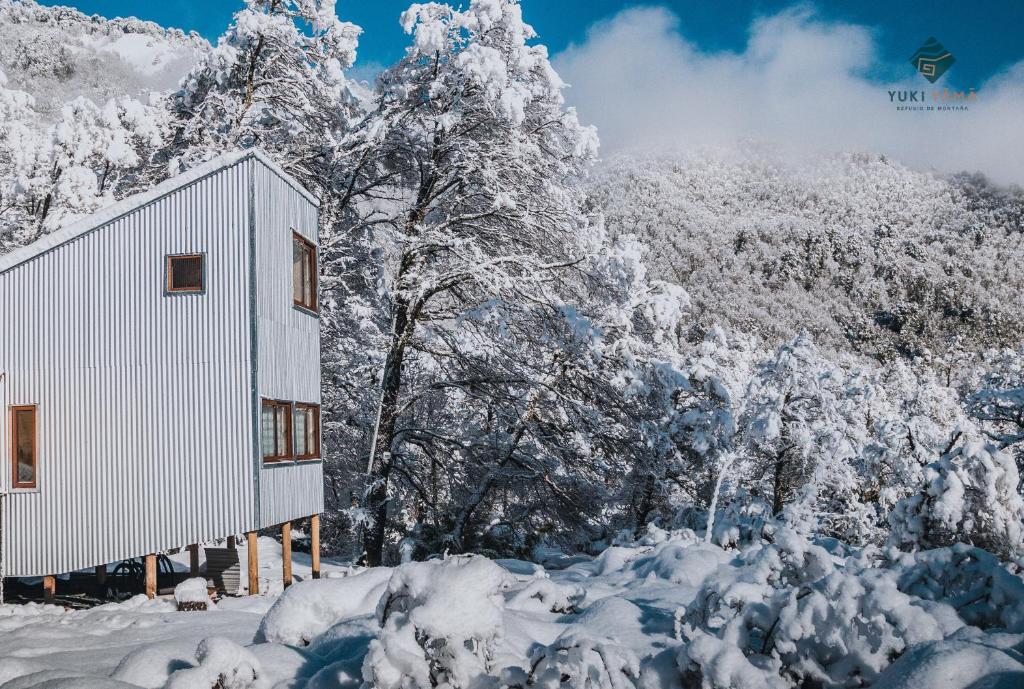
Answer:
39 0 1024 88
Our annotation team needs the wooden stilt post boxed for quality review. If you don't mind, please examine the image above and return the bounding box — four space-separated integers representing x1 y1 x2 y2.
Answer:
311 514 321 580
281 521 293 588
247 531 259 595
42 575 56 599
95 565 107 595
188 544 200 577
144 554 157 599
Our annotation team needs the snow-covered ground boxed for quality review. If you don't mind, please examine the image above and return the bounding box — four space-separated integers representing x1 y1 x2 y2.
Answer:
2 527 1024 689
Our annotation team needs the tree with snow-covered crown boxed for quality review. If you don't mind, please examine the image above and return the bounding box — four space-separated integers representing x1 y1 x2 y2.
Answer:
165 0 362 193
334 0 700 565
890 434 1024 559
736 333 879 539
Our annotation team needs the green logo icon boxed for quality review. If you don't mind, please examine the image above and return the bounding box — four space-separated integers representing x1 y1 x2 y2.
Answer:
910 37 955 83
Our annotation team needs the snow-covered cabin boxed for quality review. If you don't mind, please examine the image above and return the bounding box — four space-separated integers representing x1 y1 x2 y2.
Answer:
0 149 323 593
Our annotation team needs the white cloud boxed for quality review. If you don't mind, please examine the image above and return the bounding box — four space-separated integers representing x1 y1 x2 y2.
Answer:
553 6 1024 185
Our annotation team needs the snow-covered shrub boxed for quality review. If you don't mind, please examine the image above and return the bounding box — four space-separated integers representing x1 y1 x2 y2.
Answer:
889 437 1024 559
174 577 212 612
676 528 968 688
255 567 391 646
678 628 787 689
888 544 1024 632
506 578 585 614
165 637 265 689
702 496 773 549
501 634 641 689
361 556 513 689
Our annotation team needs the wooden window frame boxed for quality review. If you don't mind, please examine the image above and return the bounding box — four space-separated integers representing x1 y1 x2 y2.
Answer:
293 403 321 461
292 232 318 314
261 399 293 463
165 253 206 295
10 405 38 490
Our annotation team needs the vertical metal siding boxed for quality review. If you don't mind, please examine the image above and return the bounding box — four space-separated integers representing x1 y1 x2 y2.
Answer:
252 160 324 527
0 161 259 577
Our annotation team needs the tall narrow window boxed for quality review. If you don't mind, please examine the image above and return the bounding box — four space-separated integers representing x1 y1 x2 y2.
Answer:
293 403 320 460
261 399 293 462
166 254 205 294
293 233 317 312
11 405 37 489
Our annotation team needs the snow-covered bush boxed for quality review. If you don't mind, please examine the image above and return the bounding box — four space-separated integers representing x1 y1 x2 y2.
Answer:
889 437 1024 559
255 567 391 646
362 556 513 689
506 578 585 615
501 635 641 689
675 528 979 688
888 544 1024 632
165 637 265 689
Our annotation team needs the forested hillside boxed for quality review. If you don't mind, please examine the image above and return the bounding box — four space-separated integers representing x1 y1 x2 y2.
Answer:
0 0 205 120
591 151 1024 362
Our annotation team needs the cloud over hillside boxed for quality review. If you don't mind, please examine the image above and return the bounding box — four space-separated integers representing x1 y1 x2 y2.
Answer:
555 6 1024 186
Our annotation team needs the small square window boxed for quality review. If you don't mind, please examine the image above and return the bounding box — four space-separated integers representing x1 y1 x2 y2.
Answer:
166 254 205 294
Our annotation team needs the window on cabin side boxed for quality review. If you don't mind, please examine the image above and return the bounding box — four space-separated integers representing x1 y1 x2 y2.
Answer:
166 254 204 293
293 403 320 459
12 405 37 489
261 399 293 462
293 233 317 312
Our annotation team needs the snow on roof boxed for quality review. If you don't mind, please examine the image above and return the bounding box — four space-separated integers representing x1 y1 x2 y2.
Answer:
0 148 319 276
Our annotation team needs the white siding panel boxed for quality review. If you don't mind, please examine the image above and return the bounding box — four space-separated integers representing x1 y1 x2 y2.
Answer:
0 161 259 577
259 462 324 527
252 160 324 527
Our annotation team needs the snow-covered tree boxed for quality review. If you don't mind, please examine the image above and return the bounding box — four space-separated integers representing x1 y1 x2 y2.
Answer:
164 0 362 191
967 348 1024 466
890 435 1024 559
339 0 607 564
735 334 877 539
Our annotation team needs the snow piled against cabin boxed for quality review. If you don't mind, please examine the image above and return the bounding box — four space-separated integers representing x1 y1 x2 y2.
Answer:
2 527 1024 689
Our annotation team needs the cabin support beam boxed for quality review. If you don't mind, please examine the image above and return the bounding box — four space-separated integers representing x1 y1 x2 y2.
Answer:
42 575 56 599
95 565 107 595
188 544 200 577
281 521 293 588
311 514 321 580
247 531 259 595
144 554 157 599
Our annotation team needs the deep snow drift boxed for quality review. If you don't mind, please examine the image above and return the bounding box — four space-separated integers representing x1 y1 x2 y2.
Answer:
2 528 1023 689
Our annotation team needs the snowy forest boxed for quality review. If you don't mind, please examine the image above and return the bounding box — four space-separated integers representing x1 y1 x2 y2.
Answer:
2 0 1024 688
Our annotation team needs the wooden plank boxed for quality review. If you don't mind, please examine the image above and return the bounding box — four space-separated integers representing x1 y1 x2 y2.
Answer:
42 575 56 598
247 531 259 595
188 544 200 577
144 554 156 599
311 514 321 580
281 521 293 588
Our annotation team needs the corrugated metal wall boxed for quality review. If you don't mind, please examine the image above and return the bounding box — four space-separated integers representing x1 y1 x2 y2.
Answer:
252 161 324 527
0 161 259 577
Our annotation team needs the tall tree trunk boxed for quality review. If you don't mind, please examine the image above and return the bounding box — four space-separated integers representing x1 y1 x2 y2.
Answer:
363 296 411 566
